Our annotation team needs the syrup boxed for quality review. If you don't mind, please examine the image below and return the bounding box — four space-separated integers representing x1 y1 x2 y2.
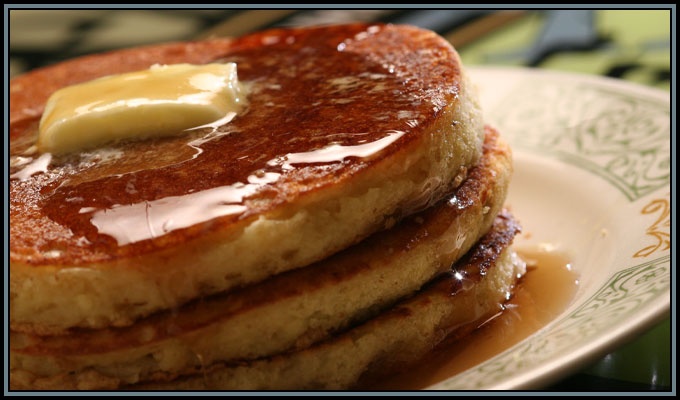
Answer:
369 247 579 390
10 23 467 264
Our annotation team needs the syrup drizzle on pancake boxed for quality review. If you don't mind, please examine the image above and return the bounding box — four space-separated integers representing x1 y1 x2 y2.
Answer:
10 23 463 263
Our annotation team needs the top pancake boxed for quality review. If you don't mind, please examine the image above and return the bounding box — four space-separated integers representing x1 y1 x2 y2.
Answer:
9 23 485 332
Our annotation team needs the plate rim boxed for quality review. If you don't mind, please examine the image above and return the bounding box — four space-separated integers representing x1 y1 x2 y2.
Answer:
428 66 672 391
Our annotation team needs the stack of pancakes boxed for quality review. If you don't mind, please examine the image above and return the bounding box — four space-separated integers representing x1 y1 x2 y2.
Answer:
9 23 526 390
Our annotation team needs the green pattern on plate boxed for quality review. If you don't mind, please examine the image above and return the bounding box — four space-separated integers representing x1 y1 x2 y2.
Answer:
491 77 670 202
565 255 670 325
438 255 670 390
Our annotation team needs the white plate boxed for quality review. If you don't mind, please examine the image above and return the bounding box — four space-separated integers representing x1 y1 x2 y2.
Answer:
429 67 671 390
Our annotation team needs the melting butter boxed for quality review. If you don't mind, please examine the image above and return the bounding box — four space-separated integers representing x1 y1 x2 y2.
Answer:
38 63 247 155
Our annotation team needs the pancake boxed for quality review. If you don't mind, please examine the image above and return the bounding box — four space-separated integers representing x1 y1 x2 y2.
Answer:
10 128 512 390
130 211 525 390
9 23 485 334
10 211 523 391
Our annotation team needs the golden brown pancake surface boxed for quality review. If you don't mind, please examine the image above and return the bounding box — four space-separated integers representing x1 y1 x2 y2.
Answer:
10 23 485 333
10 23 467 264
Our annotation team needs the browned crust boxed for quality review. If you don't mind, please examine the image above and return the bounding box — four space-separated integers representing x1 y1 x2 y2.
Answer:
11 125 506 350
10 23 487 335
10 23 468 266
10 208 523 391
133 211 524 390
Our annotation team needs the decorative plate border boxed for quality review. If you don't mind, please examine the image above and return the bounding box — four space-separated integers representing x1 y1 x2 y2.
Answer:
431 68 671 390
435 255 670 390
489 74 670 202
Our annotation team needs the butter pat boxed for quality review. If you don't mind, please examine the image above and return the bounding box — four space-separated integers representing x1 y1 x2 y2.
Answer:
38 63 246 154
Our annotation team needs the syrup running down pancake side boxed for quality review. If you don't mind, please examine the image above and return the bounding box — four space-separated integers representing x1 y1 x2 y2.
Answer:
129 211 528 390
369 247 579 390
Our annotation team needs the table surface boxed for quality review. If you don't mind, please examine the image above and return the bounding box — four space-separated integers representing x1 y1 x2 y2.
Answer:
6 7 673 394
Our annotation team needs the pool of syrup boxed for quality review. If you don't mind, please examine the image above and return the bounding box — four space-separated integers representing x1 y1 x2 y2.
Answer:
369 247 579 390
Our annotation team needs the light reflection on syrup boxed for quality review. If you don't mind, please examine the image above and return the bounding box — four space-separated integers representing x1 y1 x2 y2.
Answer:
267 130 405 170
83 183 259 246
81 130 405 246
185 112 240 160
10 108 241 185
368 246 579 390
11 23 458 263
9 152 52 181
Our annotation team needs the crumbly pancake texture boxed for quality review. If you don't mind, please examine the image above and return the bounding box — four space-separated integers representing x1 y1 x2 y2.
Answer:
10 23 485 333
9 128 512 390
